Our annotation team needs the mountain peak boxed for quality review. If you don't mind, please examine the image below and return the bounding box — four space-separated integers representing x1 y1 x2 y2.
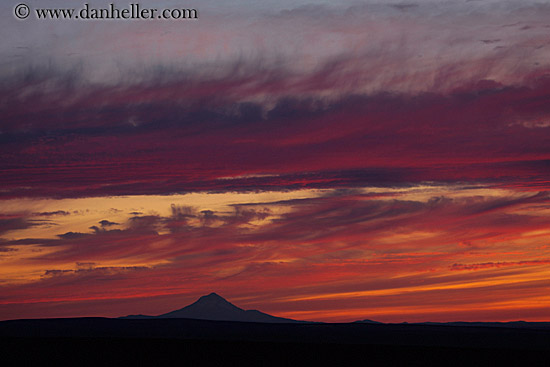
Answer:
137 292 305 323
200 292 225 301
194 293 236 307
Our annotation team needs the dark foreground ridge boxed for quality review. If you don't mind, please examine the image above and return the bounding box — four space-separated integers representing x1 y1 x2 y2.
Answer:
3 294 550 365
1 317 550 366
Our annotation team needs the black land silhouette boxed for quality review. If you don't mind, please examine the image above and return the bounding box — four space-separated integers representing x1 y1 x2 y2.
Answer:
2 293 550 366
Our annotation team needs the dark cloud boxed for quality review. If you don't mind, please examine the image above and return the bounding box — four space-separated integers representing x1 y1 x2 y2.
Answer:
480 39 501 44
223 207 271 226
42 265 150 279
99 220 119 227
33 211 71 217
3 186 548 271
0 215 54 236
127 215 163 234
390 3 419 11
0 217 31 235
0 247 17 252
199 210 218 226
451 260 550 271
57 232 89 239
170 205 196 220
2 72 550 198
43 269 72 277
459 192 550 216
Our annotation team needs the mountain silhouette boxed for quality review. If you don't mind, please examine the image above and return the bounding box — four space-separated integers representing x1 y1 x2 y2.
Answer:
122 292 304 323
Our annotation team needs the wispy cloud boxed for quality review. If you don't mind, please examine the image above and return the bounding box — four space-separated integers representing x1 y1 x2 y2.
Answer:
1 186 549 321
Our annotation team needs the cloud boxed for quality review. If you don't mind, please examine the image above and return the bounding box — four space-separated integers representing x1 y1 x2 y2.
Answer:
0 216 32 235
33 211 71 217
57 232 89 239
2 76 550 199
42 265 150 279
1 186 550 320
0 247 17 253
99 220 119 227
450 260 550 271
0 214 55 236
389 3 419 11
3 0 550 201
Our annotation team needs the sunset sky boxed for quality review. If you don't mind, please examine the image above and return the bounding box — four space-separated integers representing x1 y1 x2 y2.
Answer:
1 0 550 322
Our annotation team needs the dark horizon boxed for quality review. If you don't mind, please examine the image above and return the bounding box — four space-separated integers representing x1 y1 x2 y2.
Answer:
2 293 550 365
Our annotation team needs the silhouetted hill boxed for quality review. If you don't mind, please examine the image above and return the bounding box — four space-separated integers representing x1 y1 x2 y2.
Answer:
2 318 550 366
121 292 304 323
2 317 550 348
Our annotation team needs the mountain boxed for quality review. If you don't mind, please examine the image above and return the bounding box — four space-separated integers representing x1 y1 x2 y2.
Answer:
121 292 304 323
